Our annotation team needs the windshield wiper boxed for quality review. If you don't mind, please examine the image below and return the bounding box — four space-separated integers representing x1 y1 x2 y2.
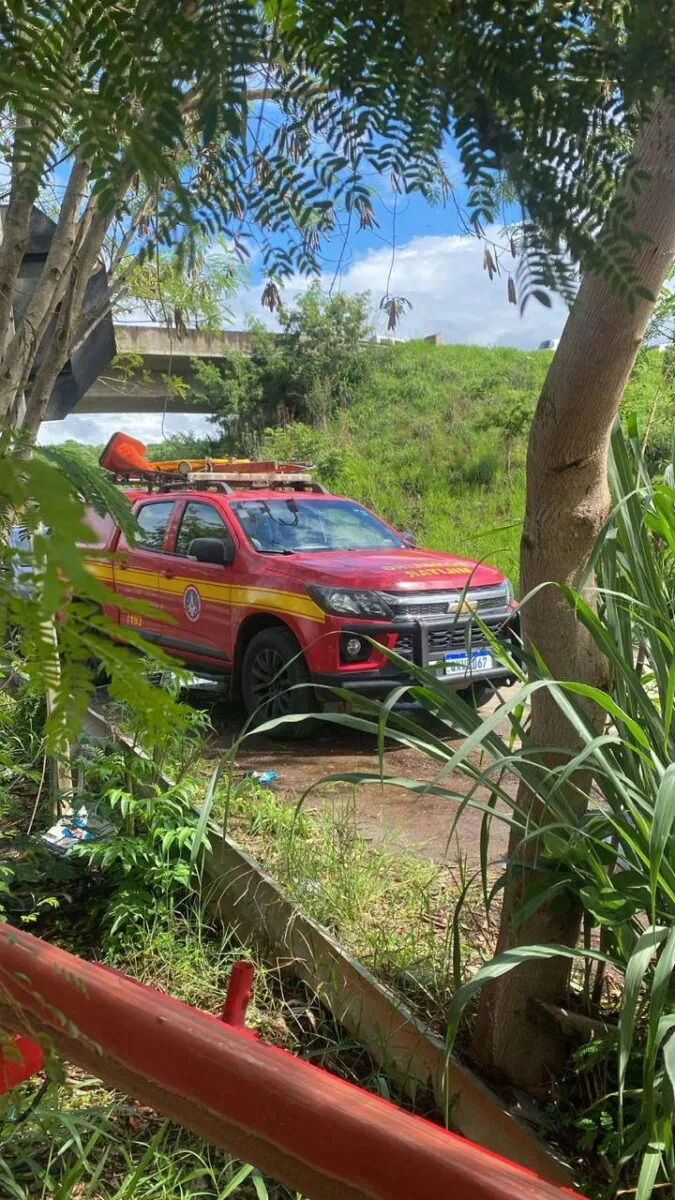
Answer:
259 547 294 555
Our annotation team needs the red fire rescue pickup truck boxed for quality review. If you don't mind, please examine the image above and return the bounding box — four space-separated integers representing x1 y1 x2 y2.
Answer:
84 433 519 729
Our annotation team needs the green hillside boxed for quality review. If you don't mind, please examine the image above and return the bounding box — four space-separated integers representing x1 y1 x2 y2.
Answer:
261 342 675 584
57 332 674 589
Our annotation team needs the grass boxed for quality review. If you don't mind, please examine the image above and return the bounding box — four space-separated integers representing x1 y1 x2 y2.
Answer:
3 1073 288 1200
89 689 487 1037
214 777 491 1035
101 688 496 1035
262 341 675 585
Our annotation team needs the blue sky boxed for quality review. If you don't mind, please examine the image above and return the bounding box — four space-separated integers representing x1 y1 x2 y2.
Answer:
39 142 569 446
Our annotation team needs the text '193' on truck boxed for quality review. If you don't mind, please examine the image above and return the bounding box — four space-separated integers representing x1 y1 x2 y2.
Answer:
84 432 520 735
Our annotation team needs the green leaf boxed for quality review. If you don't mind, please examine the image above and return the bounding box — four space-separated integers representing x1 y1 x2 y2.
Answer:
251 1171 270 1200
579 882 639 927
635 1143 663 1200
649 766 675 908
445 943 612 1052
619 926 670 1112
220 1164 256 1197
663 1031 675 1114
190 759 225 869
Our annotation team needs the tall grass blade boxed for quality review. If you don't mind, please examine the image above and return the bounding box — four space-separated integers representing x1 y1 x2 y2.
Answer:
649 765 675 909
636 1146 663 1200
190 759 224 869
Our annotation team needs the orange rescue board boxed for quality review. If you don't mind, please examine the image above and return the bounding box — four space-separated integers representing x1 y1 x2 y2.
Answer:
99 432 306 478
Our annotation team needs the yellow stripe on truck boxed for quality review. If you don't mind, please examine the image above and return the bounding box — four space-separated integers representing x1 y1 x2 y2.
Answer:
153 573 324 622
85 559 115 582
230 584 325 622
85 558 325 623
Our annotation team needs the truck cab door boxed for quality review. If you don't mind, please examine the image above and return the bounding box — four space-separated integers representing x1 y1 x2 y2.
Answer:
157 499 235 672
113 499 176 640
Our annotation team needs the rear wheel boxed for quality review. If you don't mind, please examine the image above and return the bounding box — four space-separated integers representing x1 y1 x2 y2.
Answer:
241 628 317 739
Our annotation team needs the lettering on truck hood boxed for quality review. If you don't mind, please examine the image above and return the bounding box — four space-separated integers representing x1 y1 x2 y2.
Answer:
274 549 505 591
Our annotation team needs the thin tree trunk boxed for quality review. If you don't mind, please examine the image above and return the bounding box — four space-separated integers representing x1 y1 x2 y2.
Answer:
19 204 113 437
0 115 44 355
0 154 90 407
472 95 675 1089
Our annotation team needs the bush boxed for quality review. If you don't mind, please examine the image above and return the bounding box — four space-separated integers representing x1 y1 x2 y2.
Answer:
261 422 352 491
191 283 373 448
460 449 501 488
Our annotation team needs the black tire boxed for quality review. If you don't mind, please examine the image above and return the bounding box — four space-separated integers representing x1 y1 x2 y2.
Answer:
241 627 317 739
457 680 494 709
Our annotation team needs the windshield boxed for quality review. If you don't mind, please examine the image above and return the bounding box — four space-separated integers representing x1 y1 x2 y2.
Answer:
230 498 406 553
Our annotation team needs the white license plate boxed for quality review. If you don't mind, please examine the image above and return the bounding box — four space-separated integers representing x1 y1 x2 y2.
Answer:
443 650 493 676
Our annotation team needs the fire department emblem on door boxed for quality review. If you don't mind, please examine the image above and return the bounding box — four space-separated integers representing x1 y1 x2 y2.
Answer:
183 585 201 622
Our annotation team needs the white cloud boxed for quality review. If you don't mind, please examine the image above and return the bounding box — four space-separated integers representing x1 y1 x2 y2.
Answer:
39 229 568 445
38 411 215 448
231 228 568 348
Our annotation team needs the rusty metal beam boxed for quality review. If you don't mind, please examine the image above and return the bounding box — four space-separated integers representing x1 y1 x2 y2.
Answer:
0 923 578 1200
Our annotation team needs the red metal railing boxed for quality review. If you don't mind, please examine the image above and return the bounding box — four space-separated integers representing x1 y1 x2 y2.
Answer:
0 922 580 1200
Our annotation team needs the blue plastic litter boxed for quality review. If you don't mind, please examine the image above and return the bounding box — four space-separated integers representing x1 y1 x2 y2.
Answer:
41 808 115 856
245 770 279 785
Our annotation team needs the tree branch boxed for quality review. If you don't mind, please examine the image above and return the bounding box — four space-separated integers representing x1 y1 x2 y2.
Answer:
69 196 170 360
0 5 87 360
0 175 37 366
67 259 136 360
108 193 154 275
0 154 90 413
19 261 81 437
20 162 135 436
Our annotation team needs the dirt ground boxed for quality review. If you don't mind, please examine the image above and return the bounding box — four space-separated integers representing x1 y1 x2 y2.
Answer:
197 687 516 869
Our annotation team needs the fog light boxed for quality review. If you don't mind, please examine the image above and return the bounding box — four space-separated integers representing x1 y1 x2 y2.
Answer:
345 636 363 659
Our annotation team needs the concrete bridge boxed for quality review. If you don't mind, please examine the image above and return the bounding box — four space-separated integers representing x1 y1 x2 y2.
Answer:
50 324 252 420
46 322 442 420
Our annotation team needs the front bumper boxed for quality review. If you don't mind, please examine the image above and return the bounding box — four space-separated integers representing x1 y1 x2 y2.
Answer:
313 611 520 696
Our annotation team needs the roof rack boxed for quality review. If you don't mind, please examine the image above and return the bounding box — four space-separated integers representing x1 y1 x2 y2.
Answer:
105 467 326 495
98 430 327 493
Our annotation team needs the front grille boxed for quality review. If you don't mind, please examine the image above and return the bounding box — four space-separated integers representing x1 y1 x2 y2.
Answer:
396 600 447 616
387 584 508 618
395 624 492 659
428 626 489 654
395 633 413 655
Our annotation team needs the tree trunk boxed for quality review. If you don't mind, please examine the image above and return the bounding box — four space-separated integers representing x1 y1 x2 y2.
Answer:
472 95 675 1089
42 619 74 819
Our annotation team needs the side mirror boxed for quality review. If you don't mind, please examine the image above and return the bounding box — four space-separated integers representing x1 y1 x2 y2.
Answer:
188 537 234 565
401 530 417 547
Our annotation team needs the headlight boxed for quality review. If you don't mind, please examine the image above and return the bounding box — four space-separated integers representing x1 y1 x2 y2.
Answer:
307 585 393 619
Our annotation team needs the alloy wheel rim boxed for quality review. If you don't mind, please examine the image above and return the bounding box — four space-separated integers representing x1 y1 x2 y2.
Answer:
250 646 293 718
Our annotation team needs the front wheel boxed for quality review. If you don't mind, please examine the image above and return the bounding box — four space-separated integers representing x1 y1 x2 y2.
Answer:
457 680 494 709
241 628 317 739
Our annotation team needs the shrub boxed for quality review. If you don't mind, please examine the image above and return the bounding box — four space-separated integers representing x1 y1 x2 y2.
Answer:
460 449 501 488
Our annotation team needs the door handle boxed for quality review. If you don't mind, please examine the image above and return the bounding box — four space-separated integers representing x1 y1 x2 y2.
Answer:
118 562 129 570
163 569 175 579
